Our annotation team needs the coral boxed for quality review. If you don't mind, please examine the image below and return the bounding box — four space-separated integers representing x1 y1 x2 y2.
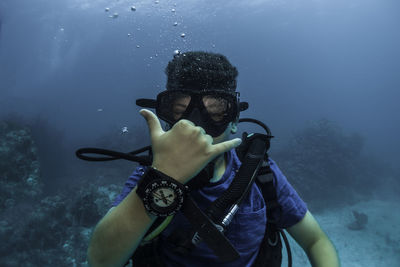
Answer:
0 121 42 210
0 117 123 265
272 119 384 211
0 182 120 265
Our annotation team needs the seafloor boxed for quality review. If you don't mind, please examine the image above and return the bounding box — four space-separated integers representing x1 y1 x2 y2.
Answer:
283 196 400 266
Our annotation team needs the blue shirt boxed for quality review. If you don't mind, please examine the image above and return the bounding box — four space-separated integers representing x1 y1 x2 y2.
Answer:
112 149 307 267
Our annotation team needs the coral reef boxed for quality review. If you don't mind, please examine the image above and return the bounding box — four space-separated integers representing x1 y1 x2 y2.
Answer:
0 118 121 266
0 182 119 265
0 121 42 210
272 119 385 211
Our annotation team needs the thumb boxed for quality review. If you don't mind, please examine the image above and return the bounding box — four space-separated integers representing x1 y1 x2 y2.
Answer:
139 109 164 139
212 138 242 156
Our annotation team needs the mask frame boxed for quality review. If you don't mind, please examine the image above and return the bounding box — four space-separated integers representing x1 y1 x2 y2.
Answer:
156 89 240 137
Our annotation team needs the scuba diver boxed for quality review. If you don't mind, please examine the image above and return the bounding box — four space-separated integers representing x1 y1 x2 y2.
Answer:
85 51 340 267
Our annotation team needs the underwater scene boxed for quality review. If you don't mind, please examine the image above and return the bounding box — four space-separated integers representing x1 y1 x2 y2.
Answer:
0 0 399 266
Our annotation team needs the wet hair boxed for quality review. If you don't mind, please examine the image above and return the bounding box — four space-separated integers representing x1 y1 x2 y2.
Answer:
165 51 238 91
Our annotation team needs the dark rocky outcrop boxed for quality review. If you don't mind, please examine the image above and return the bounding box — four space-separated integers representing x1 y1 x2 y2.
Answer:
272 119 388 211
0 119 121 266
0 121 42 211
347 210 368 230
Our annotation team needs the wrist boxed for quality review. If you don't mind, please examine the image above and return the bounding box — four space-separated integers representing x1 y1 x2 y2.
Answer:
151 164 188 184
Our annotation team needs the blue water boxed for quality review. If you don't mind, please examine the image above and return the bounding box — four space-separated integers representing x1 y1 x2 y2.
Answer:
0 0 399 266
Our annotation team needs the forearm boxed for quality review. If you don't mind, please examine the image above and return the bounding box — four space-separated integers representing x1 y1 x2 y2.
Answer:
306 237 340 267
87 187 157 267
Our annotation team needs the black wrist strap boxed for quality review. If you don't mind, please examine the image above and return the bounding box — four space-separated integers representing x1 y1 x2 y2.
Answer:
136 167 187 199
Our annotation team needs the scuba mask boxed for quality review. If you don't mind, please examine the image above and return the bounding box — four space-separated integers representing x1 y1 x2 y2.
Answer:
138 89 248 137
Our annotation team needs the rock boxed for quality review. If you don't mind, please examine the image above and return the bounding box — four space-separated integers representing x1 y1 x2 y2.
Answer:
347 210 368 230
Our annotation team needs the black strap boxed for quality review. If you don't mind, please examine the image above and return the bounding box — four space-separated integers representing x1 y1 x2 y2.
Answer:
256 168 282 225
181 195 240 262
254 162 291 267
127 236 165 267
132 194 241 264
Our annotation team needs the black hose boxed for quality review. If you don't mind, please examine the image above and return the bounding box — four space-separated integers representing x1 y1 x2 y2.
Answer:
280 230 292 267
75 147 152 165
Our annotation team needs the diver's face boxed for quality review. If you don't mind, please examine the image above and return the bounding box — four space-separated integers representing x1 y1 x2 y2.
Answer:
171 96 237 144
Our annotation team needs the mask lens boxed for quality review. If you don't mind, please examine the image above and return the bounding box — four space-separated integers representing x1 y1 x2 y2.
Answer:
202 95 229 122
158 91 191 122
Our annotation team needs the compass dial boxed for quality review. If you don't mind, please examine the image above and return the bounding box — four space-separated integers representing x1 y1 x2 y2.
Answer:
143 179 186 217
152 187 176 207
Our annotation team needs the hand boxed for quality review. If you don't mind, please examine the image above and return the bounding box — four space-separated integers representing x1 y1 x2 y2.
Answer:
139 109 242 184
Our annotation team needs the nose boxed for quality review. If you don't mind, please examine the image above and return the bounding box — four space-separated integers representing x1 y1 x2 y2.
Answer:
185 107 204 126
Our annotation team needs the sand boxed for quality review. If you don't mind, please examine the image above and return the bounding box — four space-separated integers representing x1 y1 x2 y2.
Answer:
281 196 400 266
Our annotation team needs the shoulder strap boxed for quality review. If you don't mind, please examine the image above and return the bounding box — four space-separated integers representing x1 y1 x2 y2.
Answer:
253 159 292 267
256 162 282 225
